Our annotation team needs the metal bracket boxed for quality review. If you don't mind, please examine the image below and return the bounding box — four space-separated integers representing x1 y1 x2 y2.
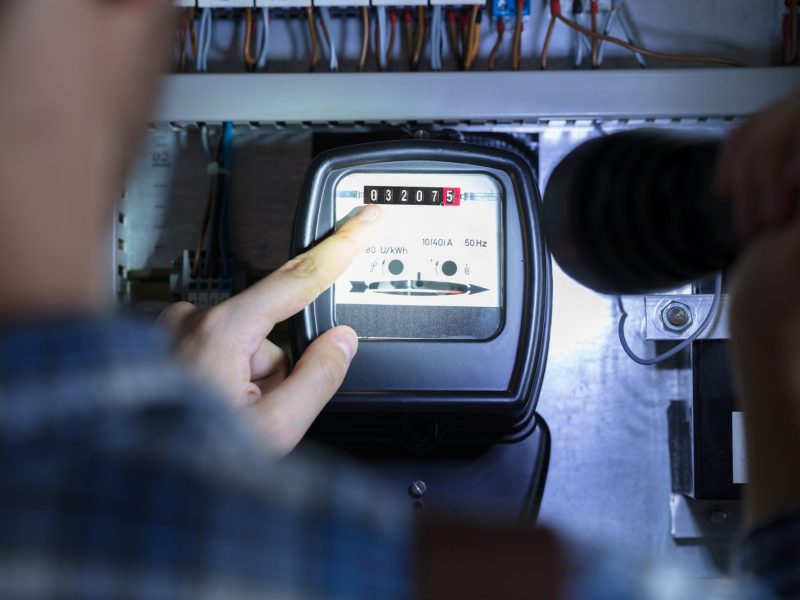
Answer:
645 294 730 341
670 494 741 541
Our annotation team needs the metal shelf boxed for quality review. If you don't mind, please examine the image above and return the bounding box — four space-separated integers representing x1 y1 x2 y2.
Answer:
153 68 800 125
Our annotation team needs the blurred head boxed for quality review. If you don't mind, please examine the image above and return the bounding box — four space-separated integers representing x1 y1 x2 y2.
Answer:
0 0 173 314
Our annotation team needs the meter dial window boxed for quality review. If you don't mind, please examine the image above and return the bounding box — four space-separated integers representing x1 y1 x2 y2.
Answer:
333 171 503 340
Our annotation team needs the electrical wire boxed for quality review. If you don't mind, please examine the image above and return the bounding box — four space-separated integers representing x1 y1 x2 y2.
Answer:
430 5 443 71
387 9 397 67
460 8 470 64
488 19 505 70
358 7 370 72
318 7 339 72
469 11 481 66
462 5 479 70
590 0 598 68
196 8 213 73
176 16 187 73
256 7 270 71
193 126 223 279
556 14 746 67
402 8 414 66
217 123 235 279
376 6 388 71
597 0 645 67
188 8 198 59
540 10 557 70
244 8 258 72
511 0 523 70
572 0 584 68
305 7 319 72
617 273 723 366
411 5 426 71
447 9 460 67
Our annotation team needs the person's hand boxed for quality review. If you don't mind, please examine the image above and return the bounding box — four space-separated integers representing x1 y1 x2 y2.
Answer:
716 92 800 528
159 205 383 456
718 91 800 367
716 91 800 238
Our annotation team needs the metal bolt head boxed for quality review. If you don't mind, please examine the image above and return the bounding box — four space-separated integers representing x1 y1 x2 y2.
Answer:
708 508 729 527
661 301 693 333
409 480 427 498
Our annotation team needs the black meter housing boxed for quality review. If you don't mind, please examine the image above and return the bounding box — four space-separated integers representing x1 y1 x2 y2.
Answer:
290 140 551 443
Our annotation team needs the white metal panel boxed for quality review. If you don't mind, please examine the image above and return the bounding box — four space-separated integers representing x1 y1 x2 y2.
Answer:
153 68 800 124
198 0 254 7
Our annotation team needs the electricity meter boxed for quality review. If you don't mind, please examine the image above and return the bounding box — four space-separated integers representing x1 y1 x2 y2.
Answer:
291 140 551 440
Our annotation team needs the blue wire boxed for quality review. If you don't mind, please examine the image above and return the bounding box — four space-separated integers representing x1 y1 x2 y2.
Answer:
218 122 234 278
616 272 723 366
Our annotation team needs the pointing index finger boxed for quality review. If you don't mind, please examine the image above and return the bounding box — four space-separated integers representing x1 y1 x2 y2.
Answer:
226 204 383 332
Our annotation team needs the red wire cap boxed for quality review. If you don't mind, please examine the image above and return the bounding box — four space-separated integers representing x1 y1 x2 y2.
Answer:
550 0 562 16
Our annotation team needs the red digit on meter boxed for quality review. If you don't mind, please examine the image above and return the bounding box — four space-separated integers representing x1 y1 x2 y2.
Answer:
442 187 461 206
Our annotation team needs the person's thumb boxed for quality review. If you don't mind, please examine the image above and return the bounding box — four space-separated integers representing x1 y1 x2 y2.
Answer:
250 326 358 455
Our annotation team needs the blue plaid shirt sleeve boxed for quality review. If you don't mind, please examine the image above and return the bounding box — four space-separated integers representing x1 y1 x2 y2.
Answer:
0 317 413 600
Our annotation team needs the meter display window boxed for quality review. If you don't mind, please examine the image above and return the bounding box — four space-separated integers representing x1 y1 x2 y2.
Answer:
333 171 503 340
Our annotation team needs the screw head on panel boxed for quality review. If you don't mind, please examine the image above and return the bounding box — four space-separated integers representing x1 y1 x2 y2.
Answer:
409 480 427 498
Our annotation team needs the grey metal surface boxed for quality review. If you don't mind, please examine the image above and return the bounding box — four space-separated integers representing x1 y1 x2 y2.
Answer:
153 68 800 124
646 294 731 341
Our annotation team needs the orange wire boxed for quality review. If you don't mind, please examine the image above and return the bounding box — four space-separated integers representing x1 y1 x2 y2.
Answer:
470 22 481 64
306 7 319 72
511 1 522 70
244 8 258 71
488 21 505 70
555 14 746 67
411 5 426 70
540 14 557 70
359 7 369 72
463 5 478 70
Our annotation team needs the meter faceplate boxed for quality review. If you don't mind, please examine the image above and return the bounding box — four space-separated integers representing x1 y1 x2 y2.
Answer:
333 171 503 340
291 140 550 430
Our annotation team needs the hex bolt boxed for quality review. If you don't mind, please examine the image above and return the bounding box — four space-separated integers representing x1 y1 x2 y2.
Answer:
661 301 693 333
409 480 427 498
